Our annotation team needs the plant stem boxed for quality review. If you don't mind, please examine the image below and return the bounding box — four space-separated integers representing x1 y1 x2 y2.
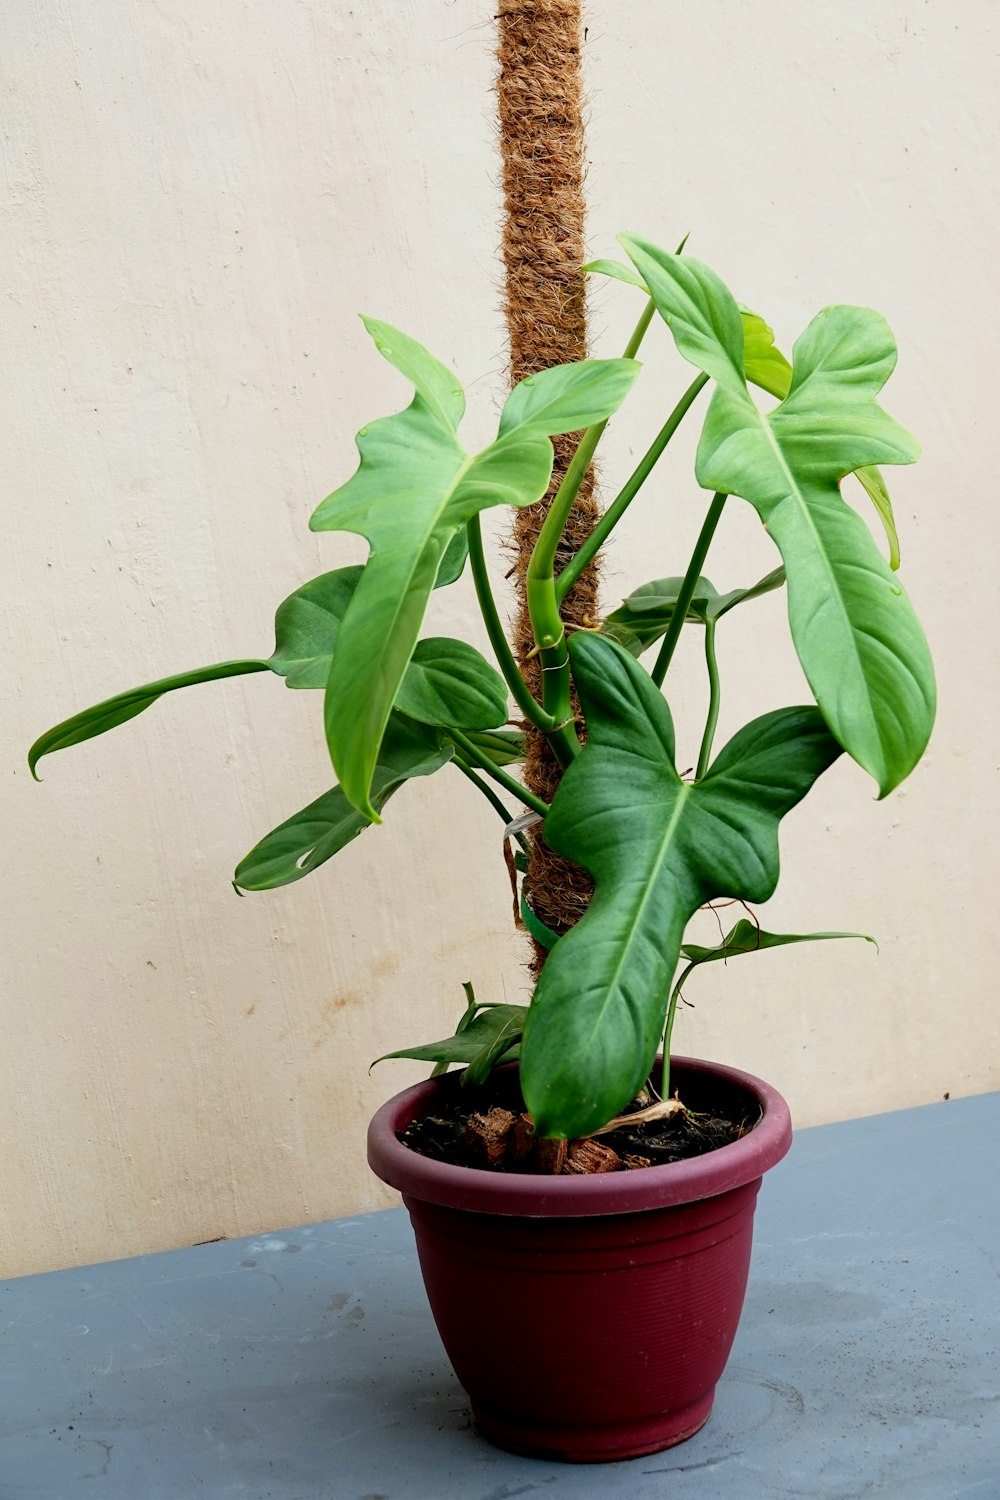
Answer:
524 299 658 767
448 727 549 819
431 980 482 1076
452 755 529 851
695 618 721 779
466 516 555 733
556 373 709 604
650 491 728 688
660 980 686 1100
529 298 656 591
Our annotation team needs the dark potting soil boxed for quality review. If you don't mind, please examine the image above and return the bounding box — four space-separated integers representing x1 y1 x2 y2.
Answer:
398 1068 755 1175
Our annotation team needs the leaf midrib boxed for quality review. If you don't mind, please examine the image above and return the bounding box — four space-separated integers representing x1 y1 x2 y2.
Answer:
752 400 880 751
329 443 475 716
573 774 693 1055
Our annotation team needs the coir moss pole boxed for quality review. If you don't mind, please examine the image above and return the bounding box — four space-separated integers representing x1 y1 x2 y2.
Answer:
496 0 595 964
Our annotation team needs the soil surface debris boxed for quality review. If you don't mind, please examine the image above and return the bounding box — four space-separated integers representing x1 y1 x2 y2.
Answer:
398 1069 752 1174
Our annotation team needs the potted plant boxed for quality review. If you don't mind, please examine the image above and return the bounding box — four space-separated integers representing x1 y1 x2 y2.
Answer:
30 235 934 1461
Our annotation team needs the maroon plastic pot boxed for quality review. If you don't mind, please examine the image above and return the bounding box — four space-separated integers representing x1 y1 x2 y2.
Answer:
367 1054 791 1463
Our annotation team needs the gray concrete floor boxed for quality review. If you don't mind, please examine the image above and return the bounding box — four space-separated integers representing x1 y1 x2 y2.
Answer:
1 1091 997 1498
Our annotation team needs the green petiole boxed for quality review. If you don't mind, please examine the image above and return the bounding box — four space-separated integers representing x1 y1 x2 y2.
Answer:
449 727 549 819
651 492 728 688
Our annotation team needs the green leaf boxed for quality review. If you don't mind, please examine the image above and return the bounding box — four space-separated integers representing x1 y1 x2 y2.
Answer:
604 567 785 654
702 566 787 621
739 308 794 399
372 1004 527 1073
620 233 935 796
448 726 525 766
587 260 791 400
436 527 469 587
588 255 902 565
855 464 901 571
603 575 715 655
675 919 876 998
497 358 642 438
233 714 452 891
269 568 362 689
310 318 640 819
520 633 842 1139
28 660 270 779
583 257 649 291
393 637 509 730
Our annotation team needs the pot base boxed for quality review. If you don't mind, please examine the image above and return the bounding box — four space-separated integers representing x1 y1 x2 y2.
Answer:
472 1392 714 1463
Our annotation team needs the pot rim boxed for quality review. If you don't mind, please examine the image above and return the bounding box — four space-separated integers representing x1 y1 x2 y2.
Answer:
367 1053 792 1218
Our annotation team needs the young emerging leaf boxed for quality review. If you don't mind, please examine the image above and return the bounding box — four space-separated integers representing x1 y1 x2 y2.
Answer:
372 1003 527 1077
28 660 270 779
233 715 452 891
739 309 794 399
448 727 525 766
519 634 842 1139
674 920 876 1001
620 233 935 796
604 569 786 655
310 317 640 819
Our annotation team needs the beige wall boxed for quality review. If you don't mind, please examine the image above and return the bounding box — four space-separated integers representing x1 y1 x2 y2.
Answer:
3 0 997 1278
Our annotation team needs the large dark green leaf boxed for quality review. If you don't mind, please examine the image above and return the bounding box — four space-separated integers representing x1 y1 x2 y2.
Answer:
29 660 270 778
674 919 876 1000
519 633 842 1138
233 714 452 891
309 318 640 819
372 1004 527 1075
620 234 934 796
393 638 508 730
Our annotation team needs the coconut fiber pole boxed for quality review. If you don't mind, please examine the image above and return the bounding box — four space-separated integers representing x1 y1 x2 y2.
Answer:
496 0 596 967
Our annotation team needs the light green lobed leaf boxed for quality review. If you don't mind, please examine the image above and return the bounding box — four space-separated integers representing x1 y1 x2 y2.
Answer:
310 317 640 820
519 633 843 1139
586 256 900 565
620 233 934 796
